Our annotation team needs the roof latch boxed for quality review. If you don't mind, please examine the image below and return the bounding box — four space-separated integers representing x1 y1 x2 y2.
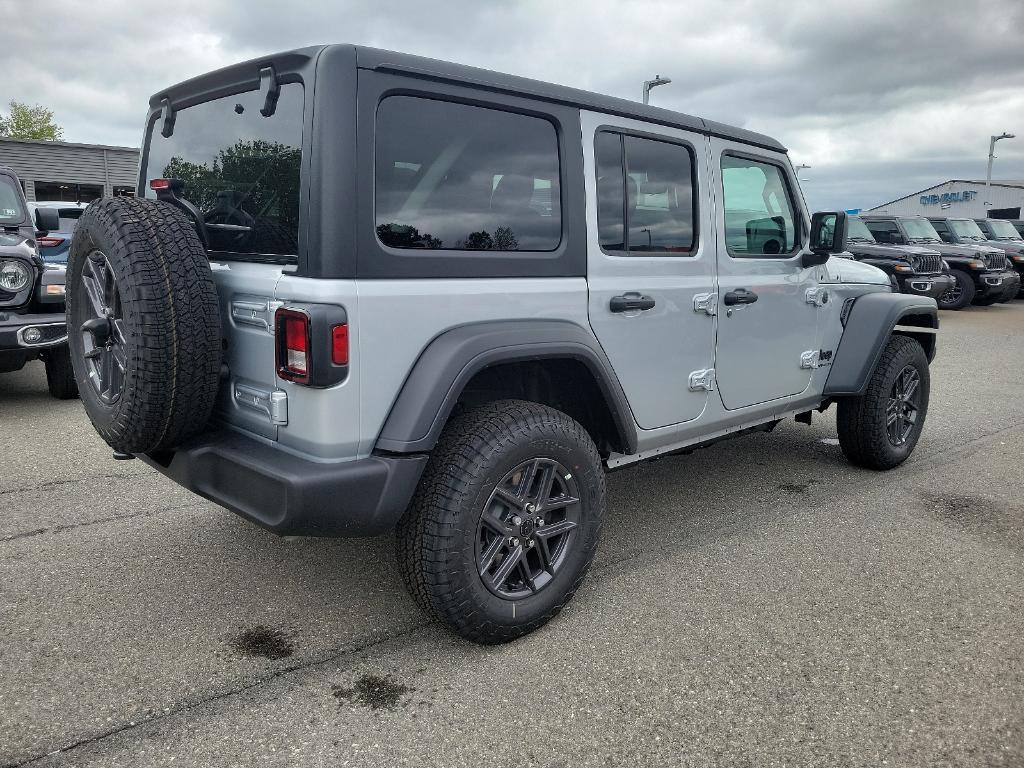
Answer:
259 65 280 118
159 97 176 138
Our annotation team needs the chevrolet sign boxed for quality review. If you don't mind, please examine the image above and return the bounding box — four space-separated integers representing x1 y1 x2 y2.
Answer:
920 190 977 205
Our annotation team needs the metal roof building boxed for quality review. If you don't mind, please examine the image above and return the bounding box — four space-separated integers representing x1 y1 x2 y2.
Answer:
868 179 1024 218
0 137 139 203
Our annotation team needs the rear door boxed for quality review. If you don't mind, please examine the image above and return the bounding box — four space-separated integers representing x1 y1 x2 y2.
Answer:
709 141 818 409
583 112 716 430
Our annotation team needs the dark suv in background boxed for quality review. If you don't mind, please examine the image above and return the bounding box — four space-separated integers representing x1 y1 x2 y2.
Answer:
860 215 1007 309
844 215 952 300
927 217 1019 304
975 218 1024 297
0 166 77 398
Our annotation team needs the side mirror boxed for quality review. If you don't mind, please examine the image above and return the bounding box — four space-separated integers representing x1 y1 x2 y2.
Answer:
804 211 847 267
34 207 60 233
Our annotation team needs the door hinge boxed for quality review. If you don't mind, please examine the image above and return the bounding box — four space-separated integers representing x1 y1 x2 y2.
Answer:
805 287 830 307
799 350 821 369
692 292 717 316
688 368 716 391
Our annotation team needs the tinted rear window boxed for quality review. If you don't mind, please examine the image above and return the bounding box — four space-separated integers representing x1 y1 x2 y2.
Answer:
0 176 26 226
143 83 304 260
375 96 561 252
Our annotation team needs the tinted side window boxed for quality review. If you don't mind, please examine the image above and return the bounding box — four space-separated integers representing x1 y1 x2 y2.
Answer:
865 220 900 244
595 132 625 250
928 219 954 242
721 155 797 257
375 97 561 252
595 131 696 255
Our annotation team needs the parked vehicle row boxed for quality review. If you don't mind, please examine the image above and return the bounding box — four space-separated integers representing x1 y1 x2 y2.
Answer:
843 214 1023 309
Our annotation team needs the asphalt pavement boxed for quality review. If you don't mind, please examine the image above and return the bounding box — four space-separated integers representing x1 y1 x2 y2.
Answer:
1 303 1022 767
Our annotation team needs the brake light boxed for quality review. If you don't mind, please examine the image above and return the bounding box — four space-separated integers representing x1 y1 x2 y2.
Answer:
149 178 172 190
37 236 65 248
276 308 311 383
331 324 349 365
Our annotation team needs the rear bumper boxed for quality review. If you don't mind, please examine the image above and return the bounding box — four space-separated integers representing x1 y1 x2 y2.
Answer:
896 273 953 300
0 311 68 352
140 430 428 537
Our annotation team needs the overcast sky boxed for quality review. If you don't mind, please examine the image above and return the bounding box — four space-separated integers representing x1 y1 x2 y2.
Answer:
2 0 1022 211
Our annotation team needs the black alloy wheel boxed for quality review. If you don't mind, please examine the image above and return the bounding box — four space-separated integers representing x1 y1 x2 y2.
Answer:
76 249 127 404
476 457 581 599
886 365 921 447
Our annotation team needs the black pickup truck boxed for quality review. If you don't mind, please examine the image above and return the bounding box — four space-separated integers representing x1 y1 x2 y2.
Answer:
843 215 953 300
0 166 77 398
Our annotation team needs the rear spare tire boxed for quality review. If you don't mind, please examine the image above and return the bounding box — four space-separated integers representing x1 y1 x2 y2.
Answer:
66 197 222 454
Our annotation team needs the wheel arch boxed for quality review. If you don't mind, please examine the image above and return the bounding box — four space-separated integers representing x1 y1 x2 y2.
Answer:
824 293 938 397
374 320 638 456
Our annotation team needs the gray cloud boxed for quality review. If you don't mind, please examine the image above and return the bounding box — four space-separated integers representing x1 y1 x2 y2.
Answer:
1 0 1022 210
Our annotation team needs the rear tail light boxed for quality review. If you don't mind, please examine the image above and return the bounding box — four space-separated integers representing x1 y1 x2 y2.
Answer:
276 308 311 383
274 305 350 387
37 236 65 248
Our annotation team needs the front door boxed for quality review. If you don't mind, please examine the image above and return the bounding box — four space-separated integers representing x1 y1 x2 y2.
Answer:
710 140 819 410
583 112 716 430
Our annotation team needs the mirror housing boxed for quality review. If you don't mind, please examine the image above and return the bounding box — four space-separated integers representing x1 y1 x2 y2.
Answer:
34 207 60 234
804 211 847 267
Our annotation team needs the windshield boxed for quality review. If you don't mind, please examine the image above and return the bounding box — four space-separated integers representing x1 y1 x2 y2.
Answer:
846 217 876 242
949 219 987 241
985 219 1022 240
0 176 27 226
899 218 942 242
143 83 304 261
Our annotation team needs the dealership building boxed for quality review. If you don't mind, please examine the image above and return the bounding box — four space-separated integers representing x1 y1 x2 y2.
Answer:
868 179 1024 219
0 137 139 203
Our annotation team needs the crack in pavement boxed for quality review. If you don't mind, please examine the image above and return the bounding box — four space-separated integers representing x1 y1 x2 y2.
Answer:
0 500 209 544
5 421 1022 766
4 620 434 768
0 472 148 497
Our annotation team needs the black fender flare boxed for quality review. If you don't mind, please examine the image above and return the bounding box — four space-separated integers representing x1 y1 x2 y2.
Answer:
374 319 638 454
823 292 938 396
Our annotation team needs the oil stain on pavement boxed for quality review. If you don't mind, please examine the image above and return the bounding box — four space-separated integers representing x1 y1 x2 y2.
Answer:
228 626 295 660
333 674 413 711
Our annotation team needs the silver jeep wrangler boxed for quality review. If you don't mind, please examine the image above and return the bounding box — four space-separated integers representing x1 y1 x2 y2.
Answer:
66 46 937 643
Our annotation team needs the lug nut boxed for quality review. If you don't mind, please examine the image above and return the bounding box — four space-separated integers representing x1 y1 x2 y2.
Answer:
525 503 536 513
527 540 535 548
510 538 520 547
536 518 545 527
512 516 522 526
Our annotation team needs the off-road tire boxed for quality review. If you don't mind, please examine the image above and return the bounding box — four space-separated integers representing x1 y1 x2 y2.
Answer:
66 197 221 454
396 400 605 644
837 335 929 470
937 270 974 310
43 345 79 400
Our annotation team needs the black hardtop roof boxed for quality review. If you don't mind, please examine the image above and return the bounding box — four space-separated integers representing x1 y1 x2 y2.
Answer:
150 44 787 154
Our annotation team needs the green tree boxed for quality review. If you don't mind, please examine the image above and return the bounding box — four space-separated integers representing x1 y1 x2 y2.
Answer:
0 101 64 140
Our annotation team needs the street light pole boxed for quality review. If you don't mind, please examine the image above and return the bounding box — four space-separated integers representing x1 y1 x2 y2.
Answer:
986 132 1015 198
642 75 672 105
